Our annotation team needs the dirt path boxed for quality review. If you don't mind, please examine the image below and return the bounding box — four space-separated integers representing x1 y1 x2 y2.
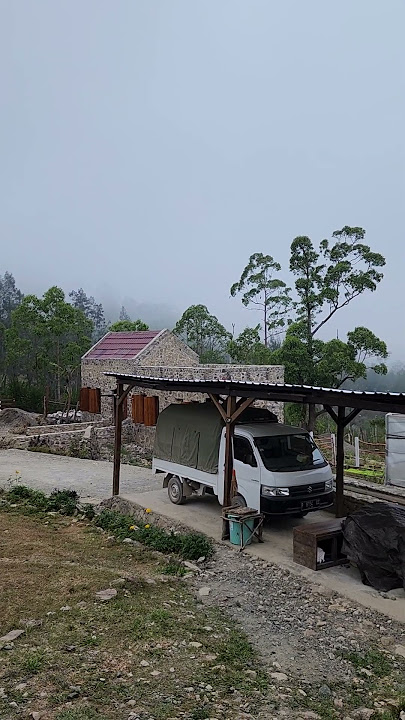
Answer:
0 449 156 501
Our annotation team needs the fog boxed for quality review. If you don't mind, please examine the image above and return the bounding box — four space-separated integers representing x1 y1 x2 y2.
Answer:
1 1 404 356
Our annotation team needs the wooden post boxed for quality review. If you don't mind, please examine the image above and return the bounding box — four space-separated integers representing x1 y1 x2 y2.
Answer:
113 382 124 496
43 386 49 419
222 396 236 540
335 406 345 518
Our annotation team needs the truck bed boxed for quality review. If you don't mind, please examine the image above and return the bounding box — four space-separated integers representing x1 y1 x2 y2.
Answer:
152 458 218 488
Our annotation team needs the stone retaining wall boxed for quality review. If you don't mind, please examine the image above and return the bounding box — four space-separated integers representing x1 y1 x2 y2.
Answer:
25 421 100 436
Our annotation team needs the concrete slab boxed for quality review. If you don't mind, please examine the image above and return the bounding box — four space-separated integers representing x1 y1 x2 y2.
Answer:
124 487 405 623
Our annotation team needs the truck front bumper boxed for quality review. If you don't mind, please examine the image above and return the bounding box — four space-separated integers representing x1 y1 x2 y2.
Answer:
260 491 334 516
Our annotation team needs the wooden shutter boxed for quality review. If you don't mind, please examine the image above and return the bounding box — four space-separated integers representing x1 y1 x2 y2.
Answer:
144 396 159 426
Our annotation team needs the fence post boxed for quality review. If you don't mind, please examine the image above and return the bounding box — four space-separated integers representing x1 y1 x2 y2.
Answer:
331 433 336 466
354 436 360 468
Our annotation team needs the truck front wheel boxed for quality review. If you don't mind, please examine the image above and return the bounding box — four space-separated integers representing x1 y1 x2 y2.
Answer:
231 494 247 509
168 476 186 505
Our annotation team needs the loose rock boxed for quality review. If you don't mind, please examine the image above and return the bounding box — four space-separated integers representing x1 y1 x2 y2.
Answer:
95 588 117 602
270 672 288 682
0 629 24 648
198 586 211 597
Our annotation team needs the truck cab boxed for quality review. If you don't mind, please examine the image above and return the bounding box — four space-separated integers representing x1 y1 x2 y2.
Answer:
230 423 333 515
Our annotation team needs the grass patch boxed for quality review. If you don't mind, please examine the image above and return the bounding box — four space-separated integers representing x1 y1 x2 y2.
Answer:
342 649 393 678
2 487 213 561
0 506 265 720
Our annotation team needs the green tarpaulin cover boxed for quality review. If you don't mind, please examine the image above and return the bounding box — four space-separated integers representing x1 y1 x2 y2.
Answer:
153 402 225 474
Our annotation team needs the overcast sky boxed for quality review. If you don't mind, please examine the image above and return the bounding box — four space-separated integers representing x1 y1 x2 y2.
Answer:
1 1 404 358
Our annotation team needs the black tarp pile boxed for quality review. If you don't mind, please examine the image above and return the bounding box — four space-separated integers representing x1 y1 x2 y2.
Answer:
342 502 405 591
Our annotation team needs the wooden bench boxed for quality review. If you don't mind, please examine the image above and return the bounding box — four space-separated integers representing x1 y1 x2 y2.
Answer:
293 518 348 570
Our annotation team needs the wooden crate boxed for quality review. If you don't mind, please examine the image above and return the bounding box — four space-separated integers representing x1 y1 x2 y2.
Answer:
293 519 347 571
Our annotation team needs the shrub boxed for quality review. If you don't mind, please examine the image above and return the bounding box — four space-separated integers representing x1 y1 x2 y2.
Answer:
47 489 78 515
6 485 79 515
7 485 48 510
95 509 214 561
82 503 96 520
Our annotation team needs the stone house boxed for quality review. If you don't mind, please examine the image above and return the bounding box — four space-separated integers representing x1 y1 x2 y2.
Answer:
81 330 284 459
81 329 199 421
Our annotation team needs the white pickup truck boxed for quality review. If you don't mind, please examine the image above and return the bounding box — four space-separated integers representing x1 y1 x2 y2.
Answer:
152 402 334 516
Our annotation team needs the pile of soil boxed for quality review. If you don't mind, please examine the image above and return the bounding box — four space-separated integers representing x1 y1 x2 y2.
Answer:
0 408 43 434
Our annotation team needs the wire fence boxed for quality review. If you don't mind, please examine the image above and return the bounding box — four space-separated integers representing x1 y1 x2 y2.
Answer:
314 433 386 485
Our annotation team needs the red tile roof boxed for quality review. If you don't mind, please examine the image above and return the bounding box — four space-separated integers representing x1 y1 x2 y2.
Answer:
85 331 161 360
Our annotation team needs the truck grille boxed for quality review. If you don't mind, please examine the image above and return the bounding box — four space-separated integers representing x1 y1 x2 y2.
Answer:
289 481 325 497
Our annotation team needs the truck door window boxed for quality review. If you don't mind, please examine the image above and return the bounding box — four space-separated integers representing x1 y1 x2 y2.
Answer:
234 436 257 467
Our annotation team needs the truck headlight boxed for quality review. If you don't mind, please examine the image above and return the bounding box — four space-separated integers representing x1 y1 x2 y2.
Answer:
325 479 333 491
261 487 290 497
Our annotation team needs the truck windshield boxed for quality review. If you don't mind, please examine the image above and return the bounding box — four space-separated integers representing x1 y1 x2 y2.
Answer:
254 434 327 472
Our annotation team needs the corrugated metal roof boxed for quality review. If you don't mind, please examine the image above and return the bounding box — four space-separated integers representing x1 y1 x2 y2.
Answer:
102 371 405 413
86 332 161 360
103 372 405 398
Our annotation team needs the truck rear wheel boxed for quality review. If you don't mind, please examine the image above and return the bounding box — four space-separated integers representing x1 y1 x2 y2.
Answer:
168 476 186 505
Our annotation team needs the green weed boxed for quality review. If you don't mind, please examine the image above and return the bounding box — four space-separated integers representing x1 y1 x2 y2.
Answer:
22 650 45 674
216 630 254 664
162 558 187 576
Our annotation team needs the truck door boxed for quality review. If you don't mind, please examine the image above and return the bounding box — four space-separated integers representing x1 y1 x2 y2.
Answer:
233 435 261 511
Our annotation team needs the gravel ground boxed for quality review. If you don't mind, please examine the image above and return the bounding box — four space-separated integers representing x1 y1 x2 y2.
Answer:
190 545 405 718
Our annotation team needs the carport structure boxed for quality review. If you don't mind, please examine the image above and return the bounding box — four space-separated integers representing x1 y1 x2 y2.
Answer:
105 372 405 532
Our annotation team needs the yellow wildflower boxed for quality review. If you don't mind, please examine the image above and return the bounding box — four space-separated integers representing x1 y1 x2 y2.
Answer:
129 525 136 530
145 508 152 514
144 524 150 529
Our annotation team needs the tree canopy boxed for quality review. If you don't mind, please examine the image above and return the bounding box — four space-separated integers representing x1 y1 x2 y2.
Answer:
69 288 106 341
174 305 231 363
109 319 149 332
227 326 275 365
6 286 93 404
230 253 291 347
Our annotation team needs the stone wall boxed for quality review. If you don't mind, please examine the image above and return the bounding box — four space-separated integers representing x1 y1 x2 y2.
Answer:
23 428 96 459
137 330 199 367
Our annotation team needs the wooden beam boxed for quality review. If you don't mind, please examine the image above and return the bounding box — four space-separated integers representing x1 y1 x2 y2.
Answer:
323 405 338 424
113 382 124 496
118 383 135 407
335 405 345 518
231 397 254 423
208 394 227 422
342 408 361 427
